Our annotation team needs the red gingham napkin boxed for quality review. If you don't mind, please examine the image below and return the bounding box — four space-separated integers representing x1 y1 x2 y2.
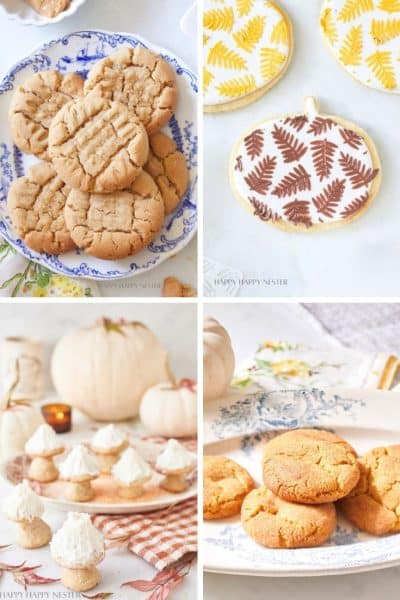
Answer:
93 498 197 571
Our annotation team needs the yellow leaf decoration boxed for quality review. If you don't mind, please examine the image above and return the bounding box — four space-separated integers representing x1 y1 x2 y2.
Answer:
203 7 234 32
217 74 257 97
378 0 400 12
270 19 289 45
339 25 363 65
371 19 400 44
208 41 248 69
366 50 397 89
236 0 254 16
203 34 211 46
320 8 338 45
233 16 266 52
338 0 374 22
203 68 215 94
260 47 287 80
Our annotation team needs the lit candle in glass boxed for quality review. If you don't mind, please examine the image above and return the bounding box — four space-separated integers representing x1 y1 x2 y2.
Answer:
41 403 72 434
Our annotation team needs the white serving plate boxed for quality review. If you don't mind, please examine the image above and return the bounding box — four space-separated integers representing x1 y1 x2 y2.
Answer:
0 0 87 26
0 30 198 280
204 387 400 577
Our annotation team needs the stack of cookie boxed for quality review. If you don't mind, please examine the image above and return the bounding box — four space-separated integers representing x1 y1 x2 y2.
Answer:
7 47 189 261
204 429 400 549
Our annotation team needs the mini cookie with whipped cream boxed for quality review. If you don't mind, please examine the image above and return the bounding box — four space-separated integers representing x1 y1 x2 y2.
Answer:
112 447 153 499
156 439 196 493
90 424 127 474
51 512 105 592
25 423 64 483
59 445 99 502
2 479 52 548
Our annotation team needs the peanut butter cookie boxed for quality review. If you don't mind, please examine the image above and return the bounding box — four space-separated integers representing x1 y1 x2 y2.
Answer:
203 455 254 520
7 162 75 254
26 0 70 17
145 132 189 214
339 446 400 535
262 429 360 504
9 70 83 160
49 95 149 193
241 487 336 549
64 171 164 260
84 47 178 134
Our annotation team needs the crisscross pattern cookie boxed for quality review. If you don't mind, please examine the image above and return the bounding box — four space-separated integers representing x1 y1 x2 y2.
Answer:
84 47 177 134
321 0 400 93
9 70 84 160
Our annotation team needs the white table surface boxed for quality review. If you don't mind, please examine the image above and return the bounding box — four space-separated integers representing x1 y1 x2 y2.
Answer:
0 0 197 298
203 302 400 599
203 0 400 297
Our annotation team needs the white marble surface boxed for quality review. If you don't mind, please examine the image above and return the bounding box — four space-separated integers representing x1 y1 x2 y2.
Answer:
0 0 197 297
203 0 400 297
0 301 197 597
203 302 400 598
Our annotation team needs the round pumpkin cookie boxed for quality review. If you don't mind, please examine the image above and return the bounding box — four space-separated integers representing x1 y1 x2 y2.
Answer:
84 47 178 135
321 0 400 94
339 445 400 535
262 429 360 504
230 97 381 231
203 0 293 112
144 132 189 214
9 70 84 160
64 171 164 260
48 95 149 194
203 455 254 520
7 162 75 254
26 0 70 17
241 486 336 549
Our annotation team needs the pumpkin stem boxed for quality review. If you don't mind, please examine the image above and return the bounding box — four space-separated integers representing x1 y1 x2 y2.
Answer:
96 317 126 336
179 379 196 392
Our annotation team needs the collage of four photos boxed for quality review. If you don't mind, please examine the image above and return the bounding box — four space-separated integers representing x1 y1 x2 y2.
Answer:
0 1 400 600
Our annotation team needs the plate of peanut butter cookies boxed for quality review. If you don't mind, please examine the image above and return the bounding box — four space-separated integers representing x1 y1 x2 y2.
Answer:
0 30 197 279
203 387 400 576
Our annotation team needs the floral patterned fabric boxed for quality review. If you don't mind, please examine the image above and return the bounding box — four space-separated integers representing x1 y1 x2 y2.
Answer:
0 240 98 297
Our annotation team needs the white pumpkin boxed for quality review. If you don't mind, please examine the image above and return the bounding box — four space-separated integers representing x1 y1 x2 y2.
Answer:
0 402 44 462
140 379 197 437
203 317 235 403
51 318 172 422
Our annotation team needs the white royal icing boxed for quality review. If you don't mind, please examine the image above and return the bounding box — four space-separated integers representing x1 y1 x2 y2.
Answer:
203 0 291 105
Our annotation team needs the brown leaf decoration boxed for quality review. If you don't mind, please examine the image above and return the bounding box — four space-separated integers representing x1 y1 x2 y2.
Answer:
284 115 309 132
312 178 346 217
339 152 379 189
283 199 312 226
272 165 311 198
340 191 369 217
272 125 307 163
234 155 243 172
0 545 12 551
244 155 277 194
307 117 335 136
311 139 338 181
12 571 60 591
244 129 264 160
249 196 279 222
339 128 363 150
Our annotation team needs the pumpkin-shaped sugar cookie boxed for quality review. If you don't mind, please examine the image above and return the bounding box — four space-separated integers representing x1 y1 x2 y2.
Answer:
230 98 381 231
321 0 400 93
203 0 293 112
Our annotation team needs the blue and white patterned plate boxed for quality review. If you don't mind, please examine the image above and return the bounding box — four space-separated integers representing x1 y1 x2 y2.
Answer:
0 30 198 280
204 387 400 576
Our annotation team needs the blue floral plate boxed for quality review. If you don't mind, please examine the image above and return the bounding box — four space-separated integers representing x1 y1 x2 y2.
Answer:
0 30 197 280
204 387 400 576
